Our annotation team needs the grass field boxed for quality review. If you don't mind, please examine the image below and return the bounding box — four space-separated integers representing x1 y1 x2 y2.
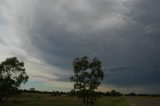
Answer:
0 93 130 106
128 96 160 106
0 93 160 106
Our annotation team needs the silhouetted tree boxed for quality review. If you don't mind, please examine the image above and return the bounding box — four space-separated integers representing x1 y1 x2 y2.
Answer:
55 91 58 96
105 91 111 96
71 56 104 104
30 88 35 93
68 89 76 96
52 91 56 96
126 92 136 96
0 57 29 102
110 90 122 96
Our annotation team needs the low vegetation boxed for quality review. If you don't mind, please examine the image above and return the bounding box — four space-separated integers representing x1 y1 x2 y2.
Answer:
0 93 131 106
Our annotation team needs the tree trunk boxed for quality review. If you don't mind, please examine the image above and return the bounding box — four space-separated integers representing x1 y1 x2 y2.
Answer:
83 96 86 104
86 96 89 104
0 97 2 102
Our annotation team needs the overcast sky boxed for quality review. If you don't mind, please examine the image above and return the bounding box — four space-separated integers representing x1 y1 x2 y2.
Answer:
0 0 160 93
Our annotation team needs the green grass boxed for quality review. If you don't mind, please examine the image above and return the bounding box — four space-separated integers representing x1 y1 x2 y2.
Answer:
0 93 131 106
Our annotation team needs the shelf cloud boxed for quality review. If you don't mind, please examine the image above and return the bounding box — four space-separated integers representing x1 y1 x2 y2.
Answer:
0 0 160 93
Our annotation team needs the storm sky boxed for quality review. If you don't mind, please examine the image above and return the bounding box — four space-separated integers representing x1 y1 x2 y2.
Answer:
0 0 160 93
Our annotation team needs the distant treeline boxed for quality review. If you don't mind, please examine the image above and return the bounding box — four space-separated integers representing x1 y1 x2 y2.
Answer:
125 92 160 97
19 89 160 97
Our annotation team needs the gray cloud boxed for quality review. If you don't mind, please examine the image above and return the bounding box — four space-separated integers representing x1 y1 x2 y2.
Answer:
0 0 160 93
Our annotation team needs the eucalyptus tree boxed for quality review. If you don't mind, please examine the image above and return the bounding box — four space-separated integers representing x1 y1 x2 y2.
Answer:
0 57 29 102
71 56 104 104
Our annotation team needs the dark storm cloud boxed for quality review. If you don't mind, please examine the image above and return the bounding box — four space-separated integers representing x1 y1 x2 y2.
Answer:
22 0 160 86
0 0 160 92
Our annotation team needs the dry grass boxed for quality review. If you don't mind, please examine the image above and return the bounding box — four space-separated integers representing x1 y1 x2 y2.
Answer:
0 93 131 106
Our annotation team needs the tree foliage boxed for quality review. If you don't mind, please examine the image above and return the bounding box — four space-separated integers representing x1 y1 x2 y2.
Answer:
71 56 104 104
0 57 29 102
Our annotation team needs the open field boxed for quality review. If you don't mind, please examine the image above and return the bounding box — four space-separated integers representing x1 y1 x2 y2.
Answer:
128 96 160 106
0 93 160 106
